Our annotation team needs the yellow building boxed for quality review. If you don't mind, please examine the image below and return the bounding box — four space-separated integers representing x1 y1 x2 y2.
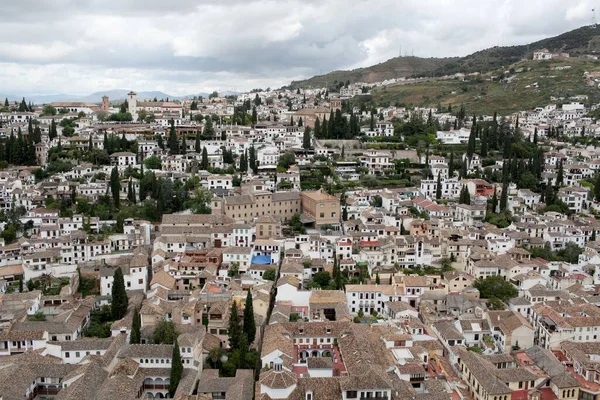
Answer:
300 189 340 227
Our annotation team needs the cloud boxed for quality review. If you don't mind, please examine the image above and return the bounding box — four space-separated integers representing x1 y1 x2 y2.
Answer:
0 0 592 97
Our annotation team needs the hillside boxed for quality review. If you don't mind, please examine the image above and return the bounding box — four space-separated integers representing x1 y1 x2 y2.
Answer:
290 26 600 88
289 57 457 88
368 58 600 115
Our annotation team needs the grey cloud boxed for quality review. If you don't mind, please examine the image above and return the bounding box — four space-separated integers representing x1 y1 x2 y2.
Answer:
0 0 593 95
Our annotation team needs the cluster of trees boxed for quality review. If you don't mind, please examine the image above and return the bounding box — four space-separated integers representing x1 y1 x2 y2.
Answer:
473 275 518 310
1 128 38 166
314 109 361 139
218 292 258 376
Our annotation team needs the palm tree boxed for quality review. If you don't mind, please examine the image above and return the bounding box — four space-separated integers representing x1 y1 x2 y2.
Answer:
209 347 222 368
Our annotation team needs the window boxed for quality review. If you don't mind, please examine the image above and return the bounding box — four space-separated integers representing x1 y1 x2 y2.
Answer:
346 391 357 399
65 352 70 358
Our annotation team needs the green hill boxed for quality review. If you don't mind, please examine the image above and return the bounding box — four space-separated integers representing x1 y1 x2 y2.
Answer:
369 58 600 115
289 57 457 89
290 26 600 88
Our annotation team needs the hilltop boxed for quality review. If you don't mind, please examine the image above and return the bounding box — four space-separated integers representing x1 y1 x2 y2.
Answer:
289 56 457 89
290 25 600 88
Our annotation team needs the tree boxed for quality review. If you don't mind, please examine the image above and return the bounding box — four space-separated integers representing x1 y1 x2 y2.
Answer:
144 155 162 170
314 117 322 138
557 161 564 186
459 186 471 205
302 127 311 150
449 152 454 177
500 181 508 212
201 147 209 170
49 119 57 141
42 104 56 116
251 107 257 124
130 307 141 344
195 129 201 153
278 151 296 170
168 120 179 155
181 133 187 154
342 206 348 221
243 290 256 345
263 268 276 281
375 272 380 284
311 271 331 288
473 275 518 302
298 117 303 127
169 339 183 397
110 167 121 208
153 319 178 344
228 301 242 350
436 172 442 200
111 268 128 320
204 117 214 138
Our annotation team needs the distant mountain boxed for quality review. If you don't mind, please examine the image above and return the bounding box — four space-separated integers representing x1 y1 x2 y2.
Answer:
290 25 600 88
2 89 242 104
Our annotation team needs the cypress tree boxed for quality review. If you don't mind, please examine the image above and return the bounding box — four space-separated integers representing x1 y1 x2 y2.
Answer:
251 107 257 124
557 161 564 186
436 172 442 200
328 110 335 137
49 119 57 141
595 174 600 202
111 267 128 320
467 128 476 159
533 127 538 145
201 147 208 170
492 189 498 213
228 301 242 350
110 166 121 208
243 290 256 345
375 272 380 284
127 180 134 203
480 126 488 157
204 117 214 138
15 128 24 165
169 340 183 397
500 181 508 212
3 98 7 108
342 206 348 221
321 116 328 138
195 129 201 153
314 117 321 138
181 134 187 154
449 152 454 177
130 307 141 344
302 127 311 150
298 117 303 127
459 186 471 205
168 120 179 155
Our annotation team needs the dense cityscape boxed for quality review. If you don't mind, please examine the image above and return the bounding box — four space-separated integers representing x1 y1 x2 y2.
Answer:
3 5 600 400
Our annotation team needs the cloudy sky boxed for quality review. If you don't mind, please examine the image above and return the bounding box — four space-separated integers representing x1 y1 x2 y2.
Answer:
0 0 595 96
